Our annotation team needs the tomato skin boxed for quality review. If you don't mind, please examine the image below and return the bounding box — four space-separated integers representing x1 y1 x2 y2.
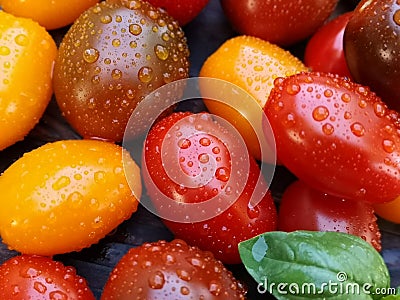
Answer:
344 0 400 112
278 180 381 251
304 12 353 78
374 195 400 224
145 0 210 25
0 0 100 30
143 111 277 264
0 140 141 256
199 35 307 160
0 11 57 151
220 0 339 46
53 0 190 142
0 255 95 300
264 72 400 203
101 239 246 299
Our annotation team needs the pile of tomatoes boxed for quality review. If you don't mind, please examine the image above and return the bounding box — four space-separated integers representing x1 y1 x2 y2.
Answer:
0 0 399 298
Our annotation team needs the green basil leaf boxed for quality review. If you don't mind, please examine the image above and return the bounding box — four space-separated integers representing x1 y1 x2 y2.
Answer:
238 231 390 300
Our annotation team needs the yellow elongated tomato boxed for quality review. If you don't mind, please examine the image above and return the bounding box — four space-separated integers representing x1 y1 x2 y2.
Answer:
0 0 100 30
0 139 142 256
0 11 57 151
199 35 307 160
374 196 400 224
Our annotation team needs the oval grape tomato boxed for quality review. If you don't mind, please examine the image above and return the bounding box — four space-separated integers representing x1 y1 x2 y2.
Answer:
0 139 141 256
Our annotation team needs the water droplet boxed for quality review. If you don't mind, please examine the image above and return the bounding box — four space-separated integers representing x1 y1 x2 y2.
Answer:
161 32 170 41
52 176 71 191
198 153 209 163
324 89 333 97
154 44 169 60
20 267 41 278
212 147 220 154
382 139 395 153
285 113 296 127
247 205 260 219
111 69 122 79
176 269 191 281
374 102 386 117
0 46 11 56
129 24 142 35
100 14 112 24
209 280 222 296
104 57 111 65
344 111 352 120
112 39 121 47
341 93 351 103
49 290 68 300
181 286 190 295
94 171 106 184
215 167 230 182
322 123 334 135
350 122 365 137
358 99 367 108
178 138 191 149
15 34 28 46
393 9 400 25
33 281 47 294
138 66 153 83
163 253 176 265
188 257 205 268
312 106 329 121
83 48 99 63
199 137 211 147
286 83 301 95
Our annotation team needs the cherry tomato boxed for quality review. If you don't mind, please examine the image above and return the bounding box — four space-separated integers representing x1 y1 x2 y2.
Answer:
0 255 95 300
101 239 247 299
0 0 100 30
304 12 353 78
374 195 400 224
220 0 339 46
199 35 307 160
264 72 400 203
278 180 381 251
0 11 57 151
0 139 142 256
145 0 210 26
344 0 400 112
53 0 190 142
142 111 277 264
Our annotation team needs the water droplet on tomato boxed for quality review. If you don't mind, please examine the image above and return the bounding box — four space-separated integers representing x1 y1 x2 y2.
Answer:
198 153 209 163
49 290 68 300
322 123 334 135
312 106 329 121
178 138 191 149
286 83 301 95
129 24 142 35
324 89 333 98
20 266 41 278
209 280 222 296
373 102 386 117
111 69 122 80
344 111 352 120
0 46 11 56
350 122 365 137
83 48 99 63
138 66 153 83
181 286 190 295
154 44 169 60
382 139 395 153
247 205 260 219
176 269 191 281
100 14 112 24
199 137 211 147
112 39 121 47
215 167 230 182
358 99 367 108
341 93 351 103
94 171 106 184
15 34 28 46
393 9 400 25
212 147 220 154
33 281 47 294
52 176 71 191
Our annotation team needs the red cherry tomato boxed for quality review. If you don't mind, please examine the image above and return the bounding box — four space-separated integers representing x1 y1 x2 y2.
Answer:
0 255 95 300
142 111 277 264
145 0 210 25
264 72 400 203
101 239 247 299
220 0 339 46
304 12 353 78
278 180 381 251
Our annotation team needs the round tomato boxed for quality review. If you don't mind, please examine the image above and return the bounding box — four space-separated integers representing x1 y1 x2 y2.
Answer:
278 180 381 251
374 195 400 224
0 255 95 300
199 35 307 160
145 0 210 25
53 0 190 142
142 111 277 264
304 12 353 78
0 139 141 256
0 11 57 151
344 0 400 112
220 0 339 46
101 239 246 299
0 0 100 30
264 72 400 203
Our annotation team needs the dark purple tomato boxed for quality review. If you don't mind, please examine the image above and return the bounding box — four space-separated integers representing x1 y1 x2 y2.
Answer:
53 0 190 141
344 0 400 112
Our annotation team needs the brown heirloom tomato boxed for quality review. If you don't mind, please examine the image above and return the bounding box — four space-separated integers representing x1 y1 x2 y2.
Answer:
53 0 190 141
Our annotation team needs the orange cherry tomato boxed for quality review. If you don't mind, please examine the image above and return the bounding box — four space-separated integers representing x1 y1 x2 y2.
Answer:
374 196 400 224
199 35 307 160
0 0 100 30
0 11 57 150
0 139 142 256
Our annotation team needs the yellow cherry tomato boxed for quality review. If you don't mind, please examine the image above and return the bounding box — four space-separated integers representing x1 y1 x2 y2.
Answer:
0 0 100 30
199 35 307 160
0 139 142 256
374 195 400 224
0 11 57 151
